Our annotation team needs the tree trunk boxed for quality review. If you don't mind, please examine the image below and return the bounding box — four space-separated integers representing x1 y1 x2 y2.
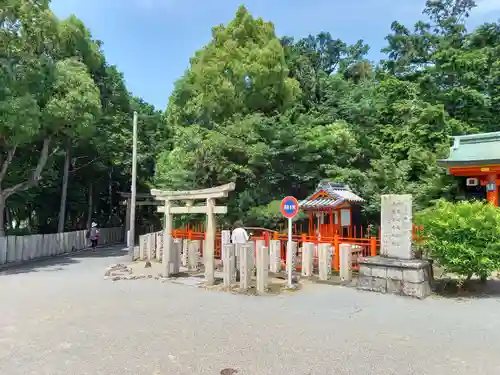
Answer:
57 141 71 233
108 168 113 223
0 195 5 237
87 182 93 230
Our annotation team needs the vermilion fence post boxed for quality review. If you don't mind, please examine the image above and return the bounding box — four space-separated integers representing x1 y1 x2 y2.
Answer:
263 231 269 248
333 234 340 271
370 236 377 256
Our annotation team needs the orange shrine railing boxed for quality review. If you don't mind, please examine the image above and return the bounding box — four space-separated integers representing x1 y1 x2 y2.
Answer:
171 224 424 272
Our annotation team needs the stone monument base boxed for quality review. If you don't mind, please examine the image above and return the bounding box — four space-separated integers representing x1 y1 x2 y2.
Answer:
357 256 432 299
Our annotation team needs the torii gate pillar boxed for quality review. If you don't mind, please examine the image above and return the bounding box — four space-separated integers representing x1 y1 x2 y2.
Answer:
151 183 235 285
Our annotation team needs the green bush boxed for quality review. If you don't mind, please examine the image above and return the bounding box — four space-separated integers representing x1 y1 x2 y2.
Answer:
415 199 500 281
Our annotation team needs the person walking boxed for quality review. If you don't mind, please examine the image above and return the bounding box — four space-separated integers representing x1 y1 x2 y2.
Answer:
89 222 100 251
231 221 249 282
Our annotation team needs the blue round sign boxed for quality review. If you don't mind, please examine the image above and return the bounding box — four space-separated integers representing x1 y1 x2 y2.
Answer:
281 196 299 219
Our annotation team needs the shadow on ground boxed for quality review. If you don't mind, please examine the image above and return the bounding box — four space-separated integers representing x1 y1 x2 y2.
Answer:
0 245 128 276
432 278 500 299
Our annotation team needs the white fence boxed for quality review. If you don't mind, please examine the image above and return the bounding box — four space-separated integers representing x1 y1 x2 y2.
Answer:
0 227 124 266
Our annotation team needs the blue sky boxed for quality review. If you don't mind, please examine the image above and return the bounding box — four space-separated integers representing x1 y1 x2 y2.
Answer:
50 0 500 110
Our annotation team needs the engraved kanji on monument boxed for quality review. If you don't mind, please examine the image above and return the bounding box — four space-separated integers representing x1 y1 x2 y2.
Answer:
380 194 413 259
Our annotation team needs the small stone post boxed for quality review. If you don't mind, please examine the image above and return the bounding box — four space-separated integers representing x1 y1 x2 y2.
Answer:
221 230 231 266
147 233 155 260
171 239 182 274
256 245 269 294
156 231 163 261
181 239 189 267
162 200 173 278
339 243 352 282
223 243 235 287
239 244 252 291
301 242 314 277
269 240 281 273
318 243 332 281
188 240 201 271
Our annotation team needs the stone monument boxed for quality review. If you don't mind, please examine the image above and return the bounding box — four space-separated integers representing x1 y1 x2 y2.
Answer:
357 194 432 299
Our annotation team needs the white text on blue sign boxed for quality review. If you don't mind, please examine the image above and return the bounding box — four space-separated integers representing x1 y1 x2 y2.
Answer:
284 204 296 211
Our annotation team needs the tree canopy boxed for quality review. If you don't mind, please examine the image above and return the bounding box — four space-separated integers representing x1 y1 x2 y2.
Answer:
156 1 499 227
2 0 499 235
0 0 168 236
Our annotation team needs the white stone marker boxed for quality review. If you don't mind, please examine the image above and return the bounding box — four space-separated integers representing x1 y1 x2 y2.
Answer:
339 243 352 282
301 242 314 277
318 243 332 281
239 244 252 291
256 245 269 294
269 240 281 273
381 194 413 259
223 244 236 287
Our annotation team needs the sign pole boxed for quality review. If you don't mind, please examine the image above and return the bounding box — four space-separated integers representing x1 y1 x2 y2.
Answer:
280 196 299 289
287 216 293 288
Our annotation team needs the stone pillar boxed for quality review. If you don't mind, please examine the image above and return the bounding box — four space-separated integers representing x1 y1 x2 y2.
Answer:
301 242 314 277
188 240 201 271
162 200 173 277
181 239 189 267
290 241 298 271
339 243 352 282
255 239 265 268
221 230 231 265
269 240 281 273
318 243 332 281
139 235 147 260
239 244 252 291
146 233 155 260
156 231 163 261
171 239 182 274
358 194 432 299
256 245 269 294
204 198 216 285
223 243 235 287
381 194 412 259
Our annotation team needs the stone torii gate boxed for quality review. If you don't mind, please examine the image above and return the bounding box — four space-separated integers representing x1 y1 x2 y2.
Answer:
150 183 236 284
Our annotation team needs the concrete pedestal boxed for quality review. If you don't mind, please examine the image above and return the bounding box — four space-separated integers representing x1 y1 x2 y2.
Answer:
301 242 314 277
357 256 432 299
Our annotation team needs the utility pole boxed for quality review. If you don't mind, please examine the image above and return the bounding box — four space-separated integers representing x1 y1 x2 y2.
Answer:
128 111 138 260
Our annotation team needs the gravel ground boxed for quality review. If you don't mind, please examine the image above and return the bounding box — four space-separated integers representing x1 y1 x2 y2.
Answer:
1 245 500 375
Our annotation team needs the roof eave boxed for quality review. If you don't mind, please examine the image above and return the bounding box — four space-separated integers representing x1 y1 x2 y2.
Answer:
437 159 500 168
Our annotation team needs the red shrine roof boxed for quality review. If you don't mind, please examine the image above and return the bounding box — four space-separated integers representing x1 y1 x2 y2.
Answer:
299 181 364 210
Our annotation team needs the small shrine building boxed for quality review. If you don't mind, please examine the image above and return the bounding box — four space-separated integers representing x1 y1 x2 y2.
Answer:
438 131 500 207
299 181 364 238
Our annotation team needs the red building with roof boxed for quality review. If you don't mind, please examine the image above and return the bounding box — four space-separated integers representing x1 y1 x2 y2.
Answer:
299 181 364 238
